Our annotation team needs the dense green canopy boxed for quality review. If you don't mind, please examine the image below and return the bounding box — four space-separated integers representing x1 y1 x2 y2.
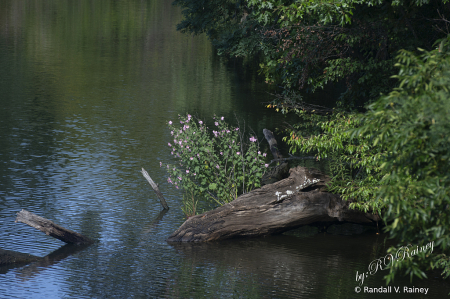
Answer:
174 0 449 106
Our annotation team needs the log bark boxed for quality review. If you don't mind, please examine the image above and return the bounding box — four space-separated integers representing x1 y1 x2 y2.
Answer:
261 128 289 185
141 167 169 210
167 166 380 242
15 210 94 244
263 128 282 160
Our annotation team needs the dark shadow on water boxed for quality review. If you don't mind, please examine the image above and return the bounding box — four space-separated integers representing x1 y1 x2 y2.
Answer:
0 247 41 274
166 234 449 298
1 243 92 278
166 234 387 297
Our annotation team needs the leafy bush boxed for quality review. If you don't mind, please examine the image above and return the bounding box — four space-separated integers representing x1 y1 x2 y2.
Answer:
283 109 385 214
283 36 450 282
355 36 450 282
162 114 268 215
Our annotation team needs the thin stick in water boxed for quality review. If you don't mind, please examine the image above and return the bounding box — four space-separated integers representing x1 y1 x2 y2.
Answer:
141 167 169 210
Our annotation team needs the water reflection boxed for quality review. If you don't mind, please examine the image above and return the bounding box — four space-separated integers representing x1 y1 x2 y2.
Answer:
166 234 448 298
0 0 448 298
14 243 92 280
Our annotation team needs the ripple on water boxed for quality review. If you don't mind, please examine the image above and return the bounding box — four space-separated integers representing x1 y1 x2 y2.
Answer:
1 0 449 298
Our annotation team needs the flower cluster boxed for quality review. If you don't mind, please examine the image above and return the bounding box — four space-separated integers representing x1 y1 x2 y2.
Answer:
162 114 269 206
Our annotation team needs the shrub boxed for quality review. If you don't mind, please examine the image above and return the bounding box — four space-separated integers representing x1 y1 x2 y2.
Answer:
162 114 268 215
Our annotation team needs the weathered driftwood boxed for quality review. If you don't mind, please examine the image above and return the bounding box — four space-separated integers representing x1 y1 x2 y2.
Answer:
167 166 380 242
15 210 94 244
261 162 289 186
261 128 289 185
263 128 282 160
141 167 169 210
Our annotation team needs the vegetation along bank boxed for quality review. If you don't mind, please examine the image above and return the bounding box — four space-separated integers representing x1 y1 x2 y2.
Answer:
168 0 450 284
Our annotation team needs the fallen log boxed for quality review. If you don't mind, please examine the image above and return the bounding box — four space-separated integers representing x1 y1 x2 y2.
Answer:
15 210 94 245
167 166 380 242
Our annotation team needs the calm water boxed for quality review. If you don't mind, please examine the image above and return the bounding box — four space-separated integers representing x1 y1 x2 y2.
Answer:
0 1 448 298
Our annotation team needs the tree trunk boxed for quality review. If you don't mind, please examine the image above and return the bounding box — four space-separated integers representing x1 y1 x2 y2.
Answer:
167 166 380 242
15 210 94 245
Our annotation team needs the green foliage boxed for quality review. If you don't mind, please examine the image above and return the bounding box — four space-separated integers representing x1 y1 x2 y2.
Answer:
283 35 450 282
354 36 450 283
435 254 450 279
283 108 385 213
248 0 361 27
181 189 199 218
258 0 449 106
174 0 450 107
173 0 241 36
173 0 271 58
163 114 268 211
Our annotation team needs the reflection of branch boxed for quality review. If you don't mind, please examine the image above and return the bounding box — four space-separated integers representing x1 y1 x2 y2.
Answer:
140 209 169 235
16 243 91 280
0 248 41 273
263 129 283 161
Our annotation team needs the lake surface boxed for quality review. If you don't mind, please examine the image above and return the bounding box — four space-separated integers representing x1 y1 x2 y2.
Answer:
0 1 448 298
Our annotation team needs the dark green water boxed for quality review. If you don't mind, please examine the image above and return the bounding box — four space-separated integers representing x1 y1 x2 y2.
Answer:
0 1 448 298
